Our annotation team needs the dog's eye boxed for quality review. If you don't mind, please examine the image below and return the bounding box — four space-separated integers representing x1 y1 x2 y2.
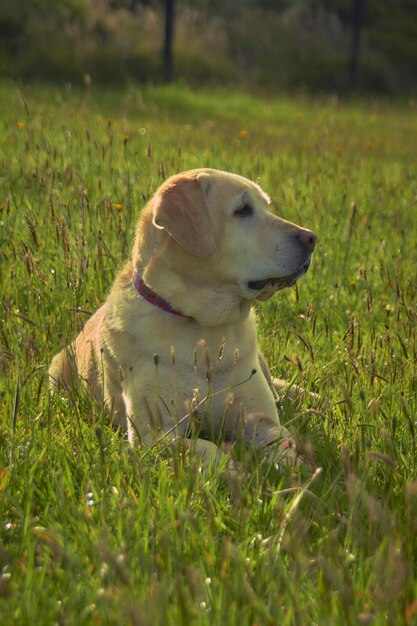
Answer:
233 204 253 217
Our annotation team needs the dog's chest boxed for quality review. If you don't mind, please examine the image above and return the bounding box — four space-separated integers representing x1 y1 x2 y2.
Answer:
137 344 262 427
111 308 260 413
139 321 256 385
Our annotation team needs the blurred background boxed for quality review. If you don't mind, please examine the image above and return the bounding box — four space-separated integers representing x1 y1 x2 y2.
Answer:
1 0 416 95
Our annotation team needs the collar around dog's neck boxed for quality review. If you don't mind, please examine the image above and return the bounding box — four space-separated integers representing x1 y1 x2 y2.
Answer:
132 271 189 318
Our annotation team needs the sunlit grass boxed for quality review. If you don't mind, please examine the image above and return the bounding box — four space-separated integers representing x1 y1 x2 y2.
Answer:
1 82 417 625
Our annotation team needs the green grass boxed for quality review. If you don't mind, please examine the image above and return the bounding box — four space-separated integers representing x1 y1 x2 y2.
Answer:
1 81 417 625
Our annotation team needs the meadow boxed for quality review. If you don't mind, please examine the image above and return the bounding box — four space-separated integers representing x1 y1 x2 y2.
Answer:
1 82 417 625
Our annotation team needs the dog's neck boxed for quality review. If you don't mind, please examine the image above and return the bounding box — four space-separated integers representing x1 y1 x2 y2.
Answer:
141 264 251 327
132 271 190 319
132 214 252 326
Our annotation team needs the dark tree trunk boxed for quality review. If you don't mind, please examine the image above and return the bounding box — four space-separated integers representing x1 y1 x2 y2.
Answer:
163 0 175 83
350 0 365 89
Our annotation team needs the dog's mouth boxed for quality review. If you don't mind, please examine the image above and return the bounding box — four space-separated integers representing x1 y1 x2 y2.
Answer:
247 260 311 293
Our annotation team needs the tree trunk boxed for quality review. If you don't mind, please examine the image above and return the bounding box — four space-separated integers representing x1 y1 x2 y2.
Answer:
350 0 365 89
163 0 175 83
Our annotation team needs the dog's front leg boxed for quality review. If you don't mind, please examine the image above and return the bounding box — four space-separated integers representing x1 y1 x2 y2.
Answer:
122 391 239 476
172 437 239 473
236 412 298 469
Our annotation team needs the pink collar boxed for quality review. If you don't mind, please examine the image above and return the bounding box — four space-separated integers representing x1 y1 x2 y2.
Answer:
132 271 189 318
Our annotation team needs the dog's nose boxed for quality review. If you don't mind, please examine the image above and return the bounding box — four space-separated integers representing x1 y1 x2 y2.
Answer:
298 230 317 253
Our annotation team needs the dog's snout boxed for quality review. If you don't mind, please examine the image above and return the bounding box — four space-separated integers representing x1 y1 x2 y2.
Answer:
297 230 317 253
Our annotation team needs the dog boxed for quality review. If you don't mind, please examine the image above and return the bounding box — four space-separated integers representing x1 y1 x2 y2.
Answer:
49 169 316 472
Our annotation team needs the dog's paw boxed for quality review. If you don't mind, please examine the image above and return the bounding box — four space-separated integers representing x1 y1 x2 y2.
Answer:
263 436 301 472
272 378 322 404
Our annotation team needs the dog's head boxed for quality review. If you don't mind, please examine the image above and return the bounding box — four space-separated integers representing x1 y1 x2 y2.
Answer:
146 168 316 303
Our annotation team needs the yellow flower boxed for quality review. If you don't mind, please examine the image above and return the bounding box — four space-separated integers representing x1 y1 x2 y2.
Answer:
113 202 123 212
239 129 248 138
16 121 25 130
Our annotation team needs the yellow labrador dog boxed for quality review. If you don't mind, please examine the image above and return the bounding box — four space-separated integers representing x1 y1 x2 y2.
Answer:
49 169 316 471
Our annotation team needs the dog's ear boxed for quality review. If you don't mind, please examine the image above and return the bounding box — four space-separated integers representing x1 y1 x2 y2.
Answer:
152 173 216 257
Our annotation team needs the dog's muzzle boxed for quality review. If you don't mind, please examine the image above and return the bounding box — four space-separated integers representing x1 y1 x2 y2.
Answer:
247 258 312 293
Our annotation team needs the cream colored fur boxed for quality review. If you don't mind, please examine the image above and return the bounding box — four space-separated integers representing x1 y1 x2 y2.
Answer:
49 169 316 472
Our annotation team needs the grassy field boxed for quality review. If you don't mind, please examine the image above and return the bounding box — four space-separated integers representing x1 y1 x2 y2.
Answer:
1 82 417 625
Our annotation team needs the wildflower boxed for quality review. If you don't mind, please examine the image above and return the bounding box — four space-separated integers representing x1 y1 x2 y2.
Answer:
239 129 248 139
112 203 123 212
16 121 25 130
